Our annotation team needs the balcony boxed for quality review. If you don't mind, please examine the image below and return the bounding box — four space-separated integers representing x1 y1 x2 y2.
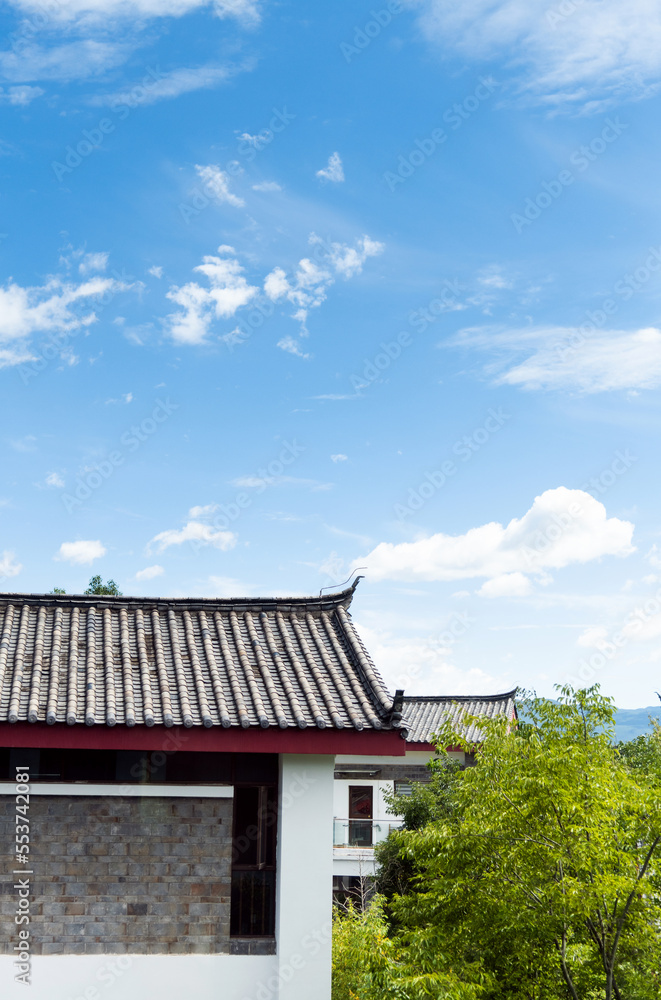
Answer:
333 817 403 849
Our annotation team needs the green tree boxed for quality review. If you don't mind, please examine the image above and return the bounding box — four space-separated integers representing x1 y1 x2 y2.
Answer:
332 896 489 1000
84 575 122 596
49 587 66 594
374 756 461 901
386 686 661 1000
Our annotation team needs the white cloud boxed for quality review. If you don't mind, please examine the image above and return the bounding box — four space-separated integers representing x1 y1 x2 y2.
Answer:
354 487 635 583
105 392 133 404
316 151 345 183
577 625 610 648
0 271 134 368
453 325 661 393
646 544 661 568
10 435 36 452
135 564 164 581
6 0 260 24
0 85 43 105
55 540 106 565
354 620 503 696
277 335 311 358
148 266 163 278
0 40 131 84
195 164 244 207
165 245 258 345
92 65 235 108
164 233 383 350
148 520 237 552
232 475 331 491
0 551 22 580
252 180 282 191
188 503 219 518
477 572 533 598
78 252 108 275
409 0 661 110
264 232 384 340
331 453 348 462
45 472 65 488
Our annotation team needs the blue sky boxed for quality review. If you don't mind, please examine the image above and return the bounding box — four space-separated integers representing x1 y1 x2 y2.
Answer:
2 0 661 709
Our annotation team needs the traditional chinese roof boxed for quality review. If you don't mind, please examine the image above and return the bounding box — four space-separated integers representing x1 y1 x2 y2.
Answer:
0 585 402 732
402 691 518 744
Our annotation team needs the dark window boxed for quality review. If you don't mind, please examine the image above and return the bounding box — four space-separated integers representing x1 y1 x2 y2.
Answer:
394 780 413 797
230 784 277 938
348 785 373 847
231 870 276 936
0 749 269 786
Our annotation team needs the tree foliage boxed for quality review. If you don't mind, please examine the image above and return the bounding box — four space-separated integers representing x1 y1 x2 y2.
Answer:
334 686 661 1000
386 686 661 1000
84 575 122 596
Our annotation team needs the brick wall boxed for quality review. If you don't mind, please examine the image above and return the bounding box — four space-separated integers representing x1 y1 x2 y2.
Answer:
0 794 232 955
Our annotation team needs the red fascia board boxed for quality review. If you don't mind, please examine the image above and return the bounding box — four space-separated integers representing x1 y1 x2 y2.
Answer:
0 723 406 756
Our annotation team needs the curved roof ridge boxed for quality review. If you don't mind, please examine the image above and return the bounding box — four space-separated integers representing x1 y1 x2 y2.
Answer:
0 584 359 613
404 688 518 703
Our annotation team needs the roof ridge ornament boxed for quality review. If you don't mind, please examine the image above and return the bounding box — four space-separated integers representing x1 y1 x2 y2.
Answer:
318 568 365 600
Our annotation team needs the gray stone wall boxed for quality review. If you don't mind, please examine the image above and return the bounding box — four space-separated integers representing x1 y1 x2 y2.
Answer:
0 794 232 955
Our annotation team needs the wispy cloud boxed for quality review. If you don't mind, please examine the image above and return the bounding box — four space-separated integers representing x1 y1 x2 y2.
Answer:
194 164 244 207
0 85 43 105
0 551 22 580
91 65 236 108
135 564 164 580
409 0 661 111
316 151 345 182
0 269 135 368
147 520 237 552
6 0 261 25
0 40 131 84
452 324 661 393
264 233 384 348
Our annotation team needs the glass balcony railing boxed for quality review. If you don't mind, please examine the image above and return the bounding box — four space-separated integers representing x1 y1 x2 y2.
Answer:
333 817 404 849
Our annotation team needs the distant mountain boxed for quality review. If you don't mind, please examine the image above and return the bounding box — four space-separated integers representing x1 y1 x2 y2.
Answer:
614 705 661 743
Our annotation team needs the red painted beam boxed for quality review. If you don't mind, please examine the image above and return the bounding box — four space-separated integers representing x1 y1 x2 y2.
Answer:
0 723 407 756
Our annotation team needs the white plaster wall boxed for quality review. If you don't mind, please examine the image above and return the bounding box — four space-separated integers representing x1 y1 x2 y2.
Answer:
0 955 278 1000
275 754 334 1000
